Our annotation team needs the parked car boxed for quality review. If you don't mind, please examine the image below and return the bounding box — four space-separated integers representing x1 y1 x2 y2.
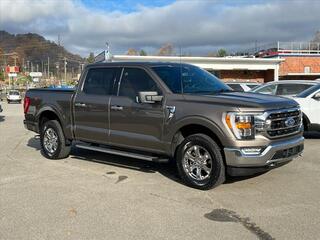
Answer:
293 84 320 132
7 90 22 104
24 62 304 190
226 82 261 92
0 103 2 112
250 80 319 97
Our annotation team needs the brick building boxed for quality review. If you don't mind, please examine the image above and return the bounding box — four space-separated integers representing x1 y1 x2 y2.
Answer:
250 42 320 80
112 55 283 83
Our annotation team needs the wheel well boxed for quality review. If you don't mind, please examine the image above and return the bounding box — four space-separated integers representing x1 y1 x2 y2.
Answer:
39 111 61 130
302 113 310 130
173 124 225 159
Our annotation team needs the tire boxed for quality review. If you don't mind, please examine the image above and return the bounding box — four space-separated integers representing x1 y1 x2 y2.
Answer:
176 133 225 190
40 120 71 159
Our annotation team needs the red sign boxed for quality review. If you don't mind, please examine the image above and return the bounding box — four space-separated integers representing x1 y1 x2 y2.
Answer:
5 66 19 73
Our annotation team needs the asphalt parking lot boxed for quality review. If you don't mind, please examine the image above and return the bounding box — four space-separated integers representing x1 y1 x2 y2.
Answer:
0 102 319 240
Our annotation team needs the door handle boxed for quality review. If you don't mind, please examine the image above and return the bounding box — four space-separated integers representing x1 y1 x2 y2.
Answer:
111 105 123 111
75 102 86 107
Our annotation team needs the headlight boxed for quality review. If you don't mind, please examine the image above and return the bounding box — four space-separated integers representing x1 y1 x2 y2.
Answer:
225 112 264 140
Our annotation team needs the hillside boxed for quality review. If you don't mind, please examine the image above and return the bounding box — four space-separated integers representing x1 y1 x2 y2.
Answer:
0 31 84 73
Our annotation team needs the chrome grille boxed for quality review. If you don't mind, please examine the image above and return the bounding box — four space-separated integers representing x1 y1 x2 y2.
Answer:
266 109 302 138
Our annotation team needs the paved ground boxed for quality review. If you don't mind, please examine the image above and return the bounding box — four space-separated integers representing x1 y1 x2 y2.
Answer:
0 102 319 240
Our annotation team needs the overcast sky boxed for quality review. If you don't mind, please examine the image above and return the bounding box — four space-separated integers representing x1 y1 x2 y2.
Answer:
1 0 320 57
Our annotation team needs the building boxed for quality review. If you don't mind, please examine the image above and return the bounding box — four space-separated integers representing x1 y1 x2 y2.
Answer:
112 55 283 83
249 42 320 80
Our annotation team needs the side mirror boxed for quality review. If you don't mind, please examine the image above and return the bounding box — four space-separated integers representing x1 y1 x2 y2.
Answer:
138 91 163 104
313 92 320 100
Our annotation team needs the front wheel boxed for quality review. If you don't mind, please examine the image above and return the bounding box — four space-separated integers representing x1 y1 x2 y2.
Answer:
176 134 225 190
40 120 71 159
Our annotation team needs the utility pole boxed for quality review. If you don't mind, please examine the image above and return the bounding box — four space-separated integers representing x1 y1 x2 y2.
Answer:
64 57 67 84
47 56 50 79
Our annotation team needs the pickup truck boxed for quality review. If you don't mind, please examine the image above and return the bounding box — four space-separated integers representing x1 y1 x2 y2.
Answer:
24 62 304 190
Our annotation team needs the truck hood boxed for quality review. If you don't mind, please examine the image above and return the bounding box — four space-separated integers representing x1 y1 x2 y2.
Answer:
184 92 298 111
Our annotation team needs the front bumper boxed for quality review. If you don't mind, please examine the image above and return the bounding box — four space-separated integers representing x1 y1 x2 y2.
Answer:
224 135 304 176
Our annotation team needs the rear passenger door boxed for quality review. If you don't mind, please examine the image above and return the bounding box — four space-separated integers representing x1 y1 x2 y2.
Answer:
109 67 165 153
73 67 120 144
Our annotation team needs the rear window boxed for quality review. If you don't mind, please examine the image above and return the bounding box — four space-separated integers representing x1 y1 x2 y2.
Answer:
276 84 312 96
227 84 244 92
297 84 320 98
246 84 259 89
83 68 119 95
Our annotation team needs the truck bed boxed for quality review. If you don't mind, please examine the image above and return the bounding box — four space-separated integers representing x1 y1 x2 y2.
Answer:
25 87 75 138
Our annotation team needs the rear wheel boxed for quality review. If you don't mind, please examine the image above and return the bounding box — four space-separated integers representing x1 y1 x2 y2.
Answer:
40 120 71 159
176 133 225 190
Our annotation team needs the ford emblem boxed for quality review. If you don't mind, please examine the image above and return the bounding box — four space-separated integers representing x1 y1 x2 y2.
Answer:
285 117 295 127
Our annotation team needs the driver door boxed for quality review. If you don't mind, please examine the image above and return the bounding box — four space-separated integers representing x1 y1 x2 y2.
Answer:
109 67 165 153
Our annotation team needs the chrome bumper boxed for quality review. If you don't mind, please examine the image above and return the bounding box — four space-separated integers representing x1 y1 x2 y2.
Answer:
224 136 304 167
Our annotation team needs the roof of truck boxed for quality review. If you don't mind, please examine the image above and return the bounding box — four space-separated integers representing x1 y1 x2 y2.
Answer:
86 61 192 68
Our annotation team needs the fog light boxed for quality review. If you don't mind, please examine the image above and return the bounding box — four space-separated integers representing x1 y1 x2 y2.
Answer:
240 147 263 155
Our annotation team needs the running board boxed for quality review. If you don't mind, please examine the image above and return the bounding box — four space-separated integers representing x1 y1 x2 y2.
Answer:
75 144 169 163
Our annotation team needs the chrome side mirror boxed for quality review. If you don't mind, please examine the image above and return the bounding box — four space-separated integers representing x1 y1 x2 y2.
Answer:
138 91 163 104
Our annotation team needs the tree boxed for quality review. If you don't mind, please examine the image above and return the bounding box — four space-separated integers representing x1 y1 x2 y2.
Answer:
86 52 95 63
139 49 147 56
157 43 174 56
127 48 138 55
217 49 227 57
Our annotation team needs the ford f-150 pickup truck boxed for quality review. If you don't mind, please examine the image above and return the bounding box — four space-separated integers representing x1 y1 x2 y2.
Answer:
24 62 304 189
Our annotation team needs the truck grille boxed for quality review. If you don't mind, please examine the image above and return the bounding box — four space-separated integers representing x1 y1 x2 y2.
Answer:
266 109 301 138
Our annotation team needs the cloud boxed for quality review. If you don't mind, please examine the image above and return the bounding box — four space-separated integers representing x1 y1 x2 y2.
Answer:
1 0 320 56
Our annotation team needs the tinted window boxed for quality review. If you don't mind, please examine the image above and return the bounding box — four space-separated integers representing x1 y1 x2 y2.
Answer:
277 84 312 96
255 85 277 95
119 68 159 100
152 65 231 94
246 84 259 89
297 84 320 98
9 91 19 95
83 68 118 95
227 84 244 92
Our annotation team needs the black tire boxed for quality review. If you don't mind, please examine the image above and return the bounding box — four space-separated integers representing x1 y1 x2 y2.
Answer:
40 120 71 159
176 133 225 190
7 100 10 104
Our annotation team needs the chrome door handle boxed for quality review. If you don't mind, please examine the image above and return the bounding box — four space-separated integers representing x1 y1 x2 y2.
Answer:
75 102 86 107
111 105 123 111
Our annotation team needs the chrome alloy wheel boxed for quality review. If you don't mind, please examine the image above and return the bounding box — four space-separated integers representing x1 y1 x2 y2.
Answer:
183 145 213 181
43 127 58 155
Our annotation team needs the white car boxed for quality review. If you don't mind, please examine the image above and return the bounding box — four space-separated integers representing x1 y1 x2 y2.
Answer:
293 84 320 132
226 82 261 92
7 90 22 104
250 80 319 97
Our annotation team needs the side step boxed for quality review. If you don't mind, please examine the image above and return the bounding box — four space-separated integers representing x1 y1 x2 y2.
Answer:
75 144 169 163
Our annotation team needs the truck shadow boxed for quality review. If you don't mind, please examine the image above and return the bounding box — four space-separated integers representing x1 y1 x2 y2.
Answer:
304 131 320 139
71 147 182 183
27 136 182 184
26 136 268 188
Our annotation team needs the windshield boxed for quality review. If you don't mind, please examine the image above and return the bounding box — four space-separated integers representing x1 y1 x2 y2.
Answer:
152 65 231 94
296 84 320 98
9 91 20 95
